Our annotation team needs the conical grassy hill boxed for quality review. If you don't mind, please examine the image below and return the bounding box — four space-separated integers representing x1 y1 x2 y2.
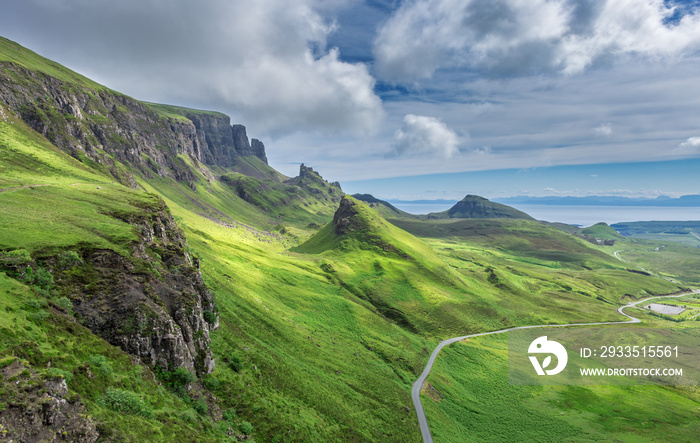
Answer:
427 194 533 220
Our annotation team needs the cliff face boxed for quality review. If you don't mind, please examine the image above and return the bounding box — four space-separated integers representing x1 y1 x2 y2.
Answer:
250 139 268 164
230 124 269 164
0 60 268 188
51 200 218 376
185 112 238 167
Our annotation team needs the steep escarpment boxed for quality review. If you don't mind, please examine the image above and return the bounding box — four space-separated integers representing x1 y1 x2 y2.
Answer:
250 138 268 163
49 199 218 376
180 113 269 167
231 124 268 163
0 37 268 190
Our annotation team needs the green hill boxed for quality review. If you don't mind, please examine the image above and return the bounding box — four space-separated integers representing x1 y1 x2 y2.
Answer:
579 222 625 240
352 193 416 219
296 195 426 257
426 194 534 220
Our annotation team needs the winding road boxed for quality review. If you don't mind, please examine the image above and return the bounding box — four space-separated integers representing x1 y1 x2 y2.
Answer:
411 290 699 443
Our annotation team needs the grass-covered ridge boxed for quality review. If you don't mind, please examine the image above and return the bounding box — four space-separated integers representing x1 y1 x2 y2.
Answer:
144 102 228 122
0 36 108 91
352 193 417 219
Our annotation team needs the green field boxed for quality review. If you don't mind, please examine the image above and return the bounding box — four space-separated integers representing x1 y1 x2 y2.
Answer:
612 239 700 284
423 329 700 443
612 221 700 247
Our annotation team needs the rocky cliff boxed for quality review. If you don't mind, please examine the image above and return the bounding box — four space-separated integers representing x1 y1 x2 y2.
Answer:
0 58 268 190
50 199 218 376
230 124 268 164
250 138 268 164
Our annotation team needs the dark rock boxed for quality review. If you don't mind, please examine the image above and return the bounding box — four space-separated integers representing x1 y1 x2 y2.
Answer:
333 196 365 236
185 112 238 167
250 138 268 164
0 359 99 443
53 200 217 376
231 124 251 157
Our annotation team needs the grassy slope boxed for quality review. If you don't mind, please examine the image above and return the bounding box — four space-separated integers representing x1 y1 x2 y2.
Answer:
0 37 107 91
613 239 700 284
391 218 699 442
391 218 680 301
0 112 232 440
144 102 227 122
136 187 431 441
579 222 625 240
0 110 146 255
423 327 700 443
352 193 417 219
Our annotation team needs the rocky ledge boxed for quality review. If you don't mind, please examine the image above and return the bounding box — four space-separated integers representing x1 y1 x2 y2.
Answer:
51 199 218 376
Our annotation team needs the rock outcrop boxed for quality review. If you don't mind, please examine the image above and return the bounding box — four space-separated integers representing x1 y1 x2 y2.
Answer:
0 359 99 443
250 138 268 164
286 164 343 191
51 199 217 376
230 125 268 163
332 196 368 236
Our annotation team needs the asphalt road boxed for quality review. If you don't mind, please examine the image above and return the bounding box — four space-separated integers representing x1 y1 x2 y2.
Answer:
411 290 699 443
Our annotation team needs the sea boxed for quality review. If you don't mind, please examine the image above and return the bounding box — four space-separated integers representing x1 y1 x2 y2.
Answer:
390 203 700 227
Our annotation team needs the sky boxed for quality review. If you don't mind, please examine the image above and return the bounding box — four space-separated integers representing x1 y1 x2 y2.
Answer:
2 0 700 201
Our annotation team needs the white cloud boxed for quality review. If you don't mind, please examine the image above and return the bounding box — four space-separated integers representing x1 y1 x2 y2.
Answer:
594 123 613 137
390 114 461 158
470 146 492 155
4 0 383 137
675 136 700 153
373 0 700 82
